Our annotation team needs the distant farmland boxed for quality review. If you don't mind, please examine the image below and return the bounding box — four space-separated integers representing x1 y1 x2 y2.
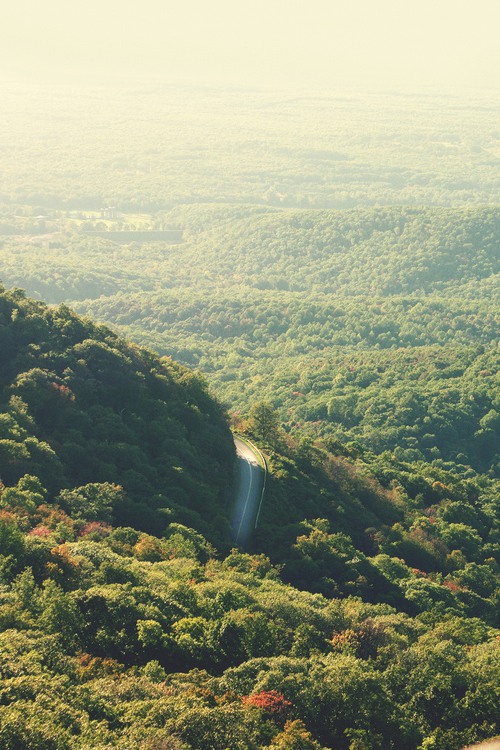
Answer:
82 229 183 243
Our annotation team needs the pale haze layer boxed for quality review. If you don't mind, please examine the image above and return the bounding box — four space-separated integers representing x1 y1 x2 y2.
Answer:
1 0 499 92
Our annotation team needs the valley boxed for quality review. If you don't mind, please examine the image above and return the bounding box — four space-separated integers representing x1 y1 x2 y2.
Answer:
0 82 498 750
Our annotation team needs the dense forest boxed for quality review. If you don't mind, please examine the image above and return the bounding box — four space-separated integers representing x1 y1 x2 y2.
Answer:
3 206 497 475
0 287 234 540
0 289 498 749
0 84 499 749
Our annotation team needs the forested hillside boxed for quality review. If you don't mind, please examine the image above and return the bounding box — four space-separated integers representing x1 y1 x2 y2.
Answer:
2 206 498 301
4 205 494 475
0 287 234 539
0 523 499 750
0 84 499 749
0 289 498 749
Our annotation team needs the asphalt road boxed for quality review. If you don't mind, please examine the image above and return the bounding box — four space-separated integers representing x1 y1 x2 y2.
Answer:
231 437 266 546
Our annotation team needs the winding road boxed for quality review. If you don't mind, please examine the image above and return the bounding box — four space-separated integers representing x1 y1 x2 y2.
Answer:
231 437 266 546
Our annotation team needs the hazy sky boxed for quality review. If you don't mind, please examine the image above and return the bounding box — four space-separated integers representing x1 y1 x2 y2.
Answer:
2 0 499 92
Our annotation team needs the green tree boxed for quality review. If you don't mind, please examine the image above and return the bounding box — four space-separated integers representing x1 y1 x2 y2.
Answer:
57 482 124 522
248 401 282 448
267 720 323 750
39 579 82 650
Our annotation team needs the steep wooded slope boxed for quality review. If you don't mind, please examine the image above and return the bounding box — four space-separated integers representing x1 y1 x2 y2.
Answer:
0 286 234 538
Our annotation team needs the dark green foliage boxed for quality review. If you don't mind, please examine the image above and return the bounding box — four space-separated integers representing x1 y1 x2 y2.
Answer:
0 287 497 749
0 511 498 749
0 287 234 539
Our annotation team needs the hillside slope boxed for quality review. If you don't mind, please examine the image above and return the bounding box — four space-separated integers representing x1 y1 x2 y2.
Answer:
0 287 498 750
0 286 235 538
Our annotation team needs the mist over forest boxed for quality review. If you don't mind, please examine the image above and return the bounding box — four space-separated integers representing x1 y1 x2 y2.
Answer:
0 2 499 748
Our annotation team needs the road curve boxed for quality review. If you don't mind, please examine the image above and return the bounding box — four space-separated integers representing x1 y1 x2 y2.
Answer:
230 437 266 547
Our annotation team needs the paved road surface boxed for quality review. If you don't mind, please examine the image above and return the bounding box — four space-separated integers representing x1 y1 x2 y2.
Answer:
231 437 266 546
